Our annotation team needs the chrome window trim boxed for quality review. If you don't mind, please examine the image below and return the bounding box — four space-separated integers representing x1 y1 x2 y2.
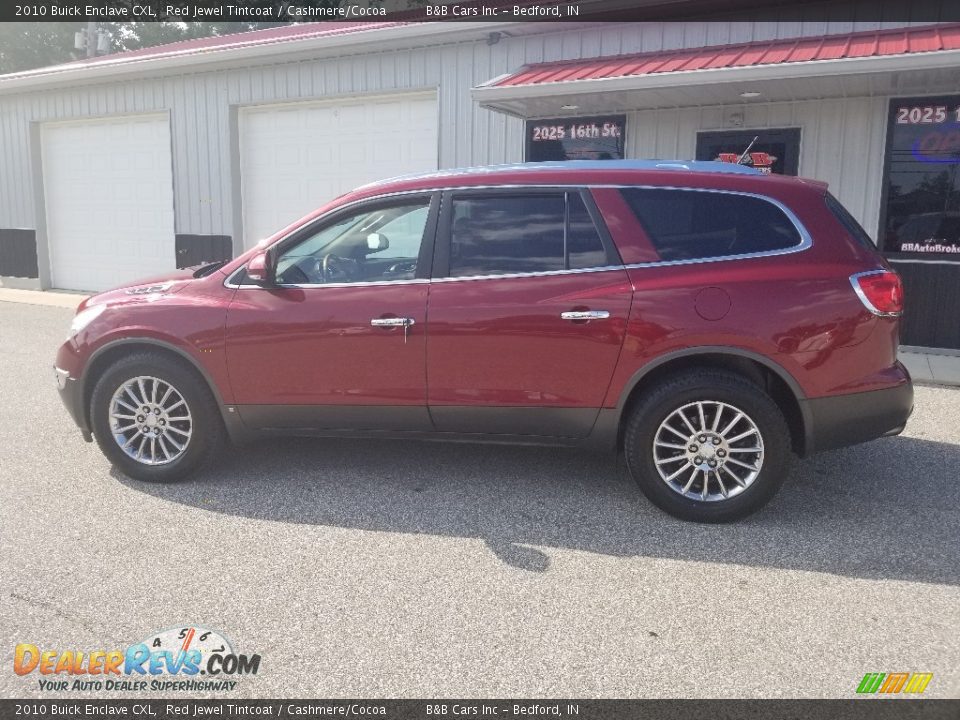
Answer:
226 266 627 289
430 264 627 283
225 273 429 290
224 183 814 289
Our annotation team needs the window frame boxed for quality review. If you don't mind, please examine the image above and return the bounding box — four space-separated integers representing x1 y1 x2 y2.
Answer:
878 94 960 260
432 187 622 281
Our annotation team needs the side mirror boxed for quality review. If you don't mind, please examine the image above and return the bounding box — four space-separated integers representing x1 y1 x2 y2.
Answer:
366 233 390 252
246 250 275 285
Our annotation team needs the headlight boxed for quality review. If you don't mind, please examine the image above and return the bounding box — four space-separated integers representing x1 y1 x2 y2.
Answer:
67 304 107 340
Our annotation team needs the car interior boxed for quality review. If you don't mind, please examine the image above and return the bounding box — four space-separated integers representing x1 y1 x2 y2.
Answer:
275 203 429 284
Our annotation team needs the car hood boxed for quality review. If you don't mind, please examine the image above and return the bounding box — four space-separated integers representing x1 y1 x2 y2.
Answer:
77 268 198 312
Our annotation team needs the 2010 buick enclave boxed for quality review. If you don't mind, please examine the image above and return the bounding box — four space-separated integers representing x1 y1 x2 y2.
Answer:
55 161 913 522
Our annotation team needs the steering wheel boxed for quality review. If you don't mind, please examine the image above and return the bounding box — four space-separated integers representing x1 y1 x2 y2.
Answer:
319 253 351 283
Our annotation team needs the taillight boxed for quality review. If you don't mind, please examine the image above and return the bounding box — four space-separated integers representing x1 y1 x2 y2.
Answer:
850 270 903 317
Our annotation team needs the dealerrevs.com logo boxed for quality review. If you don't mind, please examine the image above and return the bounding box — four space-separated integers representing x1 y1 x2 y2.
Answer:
13 626 261 692
856 672 933 695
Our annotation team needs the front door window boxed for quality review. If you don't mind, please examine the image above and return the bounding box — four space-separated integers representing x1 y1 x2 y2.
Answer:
276 200 431 285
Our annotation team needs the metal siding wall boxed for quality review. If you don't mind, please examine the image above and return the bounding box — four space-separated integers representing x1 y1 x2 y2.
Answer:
0 14 931 237
627 97 889 240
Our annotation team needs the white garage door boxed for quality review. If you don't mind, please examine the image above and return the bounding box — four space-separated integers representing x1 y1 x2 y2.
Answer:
41 115 176 292
239 92 438 248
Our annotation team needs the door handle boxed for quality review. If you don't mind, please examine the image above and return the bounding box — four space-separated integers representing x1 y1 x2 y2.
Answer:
560 310 610 321
370 317 415 328
371 316 415 343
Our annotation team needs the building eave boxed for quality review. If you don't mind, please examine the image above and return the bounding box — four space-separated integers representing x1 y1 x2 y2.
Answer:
0 21 520 96
473 49 960 116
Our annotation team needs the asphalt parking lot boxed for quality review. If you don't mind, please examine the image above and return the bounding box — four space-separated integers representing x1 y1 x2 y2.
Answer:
1 300 958 699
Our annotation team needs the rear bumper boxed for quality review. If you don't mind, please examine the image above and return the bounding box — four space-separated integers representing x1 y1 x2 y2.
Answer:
55 366 92 441
801 371 913 455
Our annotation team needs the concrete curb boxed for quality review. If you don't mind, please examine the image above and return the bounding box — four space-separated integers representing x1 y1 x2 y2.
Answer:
0 288 87 310
899 351 960 388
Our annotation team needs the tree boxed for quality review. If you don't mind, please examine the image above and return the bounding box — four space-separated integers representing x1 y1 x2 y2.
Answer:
0 22 84 74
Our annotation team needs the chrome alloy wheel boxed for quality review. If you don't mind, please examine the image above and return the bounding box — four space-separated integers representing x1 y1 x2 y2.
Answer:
652 401 764 502
108 376 192 466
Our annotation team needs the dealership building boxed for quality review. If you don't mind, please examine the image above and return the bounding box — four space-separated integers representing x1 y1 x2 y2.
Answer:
0 15 959 350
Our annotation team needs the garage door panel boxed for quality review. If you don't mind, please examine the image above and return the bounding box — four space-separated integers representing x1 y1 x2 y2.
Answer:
239 93 438 248
42 115 176 292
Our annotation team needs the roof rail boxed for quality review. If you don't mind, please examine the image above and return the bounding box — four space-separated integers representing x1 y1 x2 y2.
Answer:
361 159 765 189
516 160 764 175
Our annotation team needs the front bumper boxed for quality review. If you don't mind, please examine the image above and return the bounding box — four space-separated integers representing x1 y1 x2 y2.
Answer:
801 374 913 455
55 366 92 442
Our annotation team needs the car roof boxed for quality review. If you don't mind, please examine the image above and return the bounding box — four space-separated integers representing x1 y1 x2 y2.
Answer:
344 159 825 201
355 160 761 191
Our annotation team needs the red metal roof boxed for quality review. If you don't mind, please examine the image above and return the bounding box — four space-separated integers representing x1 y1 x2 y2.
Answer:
493 23 960 87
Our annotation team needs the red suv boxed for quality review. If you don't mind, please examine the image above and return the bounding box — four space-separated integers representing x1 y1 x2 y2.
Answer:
55 161 912 522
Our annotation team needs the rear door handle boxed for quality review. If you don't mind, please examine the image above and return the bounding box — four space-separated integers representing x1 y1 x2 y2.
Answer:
370 317 415 328
560 310 610 321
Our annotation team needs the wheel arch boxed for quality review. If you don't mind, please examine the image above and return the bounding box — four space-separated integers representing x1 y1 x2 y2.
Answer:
81 338 243 442
615 347 811 456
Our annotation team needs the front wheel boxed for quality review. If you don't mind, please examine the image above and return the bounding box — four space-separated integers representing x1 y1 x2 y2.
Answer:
624 369 793 523
90 352 225 483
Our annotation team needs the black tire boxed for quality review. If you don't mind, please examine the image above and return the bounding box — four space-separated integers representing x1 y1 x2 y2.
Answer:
623 369 793 523
90 352 225 483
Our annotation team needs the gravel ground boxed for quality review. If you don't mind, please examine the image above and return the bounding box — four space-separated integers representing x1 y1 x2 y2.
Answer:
1 301 958 699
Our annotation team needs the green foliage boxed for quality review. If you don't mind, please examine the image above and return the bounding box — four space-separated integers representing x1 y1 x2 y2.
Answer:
0 22 83 74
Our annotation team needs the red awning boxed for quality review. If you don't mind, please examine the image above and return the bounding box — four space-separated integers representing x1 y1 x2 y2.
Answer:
493 23 960 88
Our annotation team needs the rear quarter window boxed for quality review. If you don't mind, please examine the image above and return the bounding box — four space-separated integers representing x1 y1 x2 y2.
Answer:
620 187 803 262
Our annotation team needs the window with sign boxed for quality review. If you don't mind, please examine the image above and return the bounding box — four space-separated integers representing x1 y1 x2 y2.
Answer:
526 115 626 162
695 129 800 176
881 95 960 256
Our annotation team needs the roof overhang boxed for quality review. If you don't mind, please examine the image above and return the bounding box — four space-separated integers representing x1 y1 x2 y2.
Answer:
0 21 526 96
474 47 960 118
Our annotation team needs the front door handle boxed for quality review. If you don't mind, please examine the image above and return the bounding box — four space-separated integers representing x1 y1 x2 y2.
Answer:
370 317 415 328
560 310 610 321
371 316 415 343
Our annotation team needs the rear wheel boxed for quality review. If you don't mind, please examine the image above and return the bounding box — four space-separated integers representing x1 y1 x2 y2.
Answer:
90 352 225 482
624 369 793 523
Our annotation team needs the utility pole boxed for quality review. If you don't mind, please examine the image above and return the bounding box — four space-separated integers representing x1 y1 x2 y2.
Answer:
86 21 98 58
75 22 107 59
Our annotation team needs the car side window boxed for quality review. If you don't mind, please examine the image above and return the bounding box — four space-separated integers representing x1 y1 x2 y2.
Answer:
620 188 802 262
447 192 608 277
275 200 431 285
